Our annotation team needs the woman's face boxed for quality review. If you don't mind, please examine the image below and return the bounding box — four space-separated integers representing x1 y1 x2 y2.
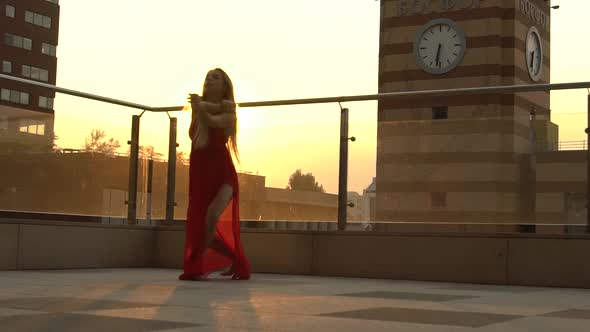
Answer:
203 70 224 97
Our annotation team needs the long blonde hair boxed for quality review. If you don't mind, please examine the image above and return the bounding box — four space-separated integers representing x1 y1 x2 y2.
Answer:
192 68 239 162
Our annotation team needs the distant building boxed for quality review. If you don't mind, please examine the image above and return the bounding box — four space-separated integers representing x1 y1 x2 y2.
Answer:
263 187 337 221
347 191 362 221
362 177 376 221
0 150 339 222
0 0 59 152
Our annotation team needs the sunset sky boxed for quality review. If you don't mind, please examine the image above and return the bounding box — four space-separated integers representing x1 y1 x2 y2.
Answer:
52 0 590 193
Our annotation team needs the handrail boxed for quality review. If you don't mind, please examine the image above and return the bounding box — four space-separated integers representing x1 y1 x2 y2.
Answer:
3 72 590 230
0 74 153 111
2 73 590 110
537 140 588 151
155 81 590 111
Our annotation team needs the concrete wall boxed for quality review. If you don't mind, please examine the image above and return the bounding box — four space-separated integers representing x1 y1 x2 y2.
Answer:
154 226 590 289
0 220 154 270
2 219 589 288
536 151 586 223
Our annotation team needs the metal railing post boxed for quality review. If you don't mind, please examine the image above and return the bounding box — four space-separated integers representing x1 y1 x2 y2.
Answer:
166 117 178 223
127 114 141 225
146 158 154 225
529 109 537 223
587 92 590 233
338 104 355 231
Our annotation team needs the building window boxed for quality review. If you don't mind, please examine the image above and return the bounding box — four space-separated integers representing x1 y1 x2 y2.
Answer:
41 43 57 57
0 116 7 131
39 96 54 109
2 60 11 73
19 119 45 135
40 69 49 82
19 92 29 105
4 33 33 51
23 38 32 50
43 16 51 28
1 88 30 105
431 192 446 208
432 106 448 120
25 11 51 29
5 5 15 18
22 65 30 77
22 65 49 82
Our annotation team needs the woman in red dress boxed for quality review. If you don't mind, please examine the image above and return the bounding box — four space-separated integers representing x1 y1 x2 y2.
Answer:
179 68 250 281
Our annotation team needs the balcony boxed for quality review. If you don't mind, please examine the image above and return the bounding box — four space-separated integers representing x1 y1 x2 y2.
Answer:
2 72 590 331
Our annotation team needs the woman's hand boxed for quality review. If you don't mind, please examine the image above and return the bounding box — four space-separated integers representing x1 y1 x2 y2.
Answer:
221 100 236 113
188 94 201 111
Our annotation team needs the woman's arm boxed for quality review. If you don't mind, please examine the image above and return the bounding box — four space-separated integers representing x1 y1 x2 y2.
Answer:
199 100 234 115
188 119 197 140
188 94 200 140
201 109 236 128
201 100 236 128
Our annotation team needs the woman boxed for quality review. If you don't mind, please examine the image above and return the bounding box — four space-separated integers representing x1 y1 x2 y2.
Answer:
179 68 250 281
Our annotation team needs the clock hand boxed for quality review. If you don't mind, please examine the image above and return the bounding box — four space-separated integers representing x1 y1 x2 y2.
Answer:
530 50 535 70
435 44 441 67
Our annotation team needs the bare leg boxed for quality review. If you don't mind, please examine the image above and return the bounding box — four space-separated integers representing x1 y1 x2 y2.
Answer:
203 184 234 255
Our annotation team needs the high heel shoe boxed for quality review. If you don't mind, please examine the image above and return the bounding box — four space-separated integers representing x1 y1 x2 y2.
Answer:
220 265 235 276
179 273 208 281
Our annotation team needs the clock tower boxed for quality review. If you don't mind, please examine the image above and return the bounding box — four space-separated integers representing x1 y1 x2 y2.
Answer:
376 0 554 223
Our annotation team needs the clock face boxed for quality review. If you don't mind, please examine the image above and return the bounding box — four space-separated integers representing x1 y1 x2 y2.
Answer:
414 19 466 75
525 26 543 82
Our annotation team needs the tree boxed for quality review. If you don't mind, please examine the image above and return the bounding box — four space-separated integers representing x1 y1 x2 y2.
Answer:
138 145 163 160
83 129 120 154
176 150 189 166
126 145 165 160
286 169 325 193
51 132 60 152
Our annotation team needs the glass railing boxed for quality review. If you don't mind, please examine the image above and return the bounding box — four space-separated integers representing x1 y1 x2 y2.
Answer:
4 0 590 236
1 75 590 233
168 103 341 227
0 88 142 223
344 86 590 234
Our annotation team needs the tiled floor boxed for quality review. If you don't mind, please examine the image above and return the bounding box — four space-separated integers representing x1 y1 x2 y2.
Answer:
1 268 590 331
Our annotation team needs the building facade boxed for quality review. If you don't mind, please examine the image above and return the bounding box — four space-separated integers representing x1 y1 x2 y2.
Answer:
377 0 556 223
0 0 59 152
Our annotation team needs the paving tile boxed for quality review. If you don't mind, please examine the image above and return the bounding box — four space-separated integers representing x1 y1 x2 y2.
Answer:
335 291 478 302
543 309 590 320
478 317 590 332
434 283 546 293
319 307 522 327
0 297 160 312
0 313 198 332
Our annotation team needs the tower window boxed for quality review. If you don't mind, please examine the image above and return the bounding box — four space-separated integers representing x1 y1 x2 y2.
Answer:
432 106 448 120
431 192 447 208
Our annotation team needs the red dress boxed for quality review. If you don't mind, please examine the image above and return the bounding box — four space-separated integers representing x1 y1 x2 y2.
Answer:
179 127 250 280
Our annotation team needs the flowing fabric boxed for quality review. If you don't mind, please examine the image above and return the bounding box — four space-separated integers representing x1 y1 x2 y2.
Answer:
179 127 250 280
